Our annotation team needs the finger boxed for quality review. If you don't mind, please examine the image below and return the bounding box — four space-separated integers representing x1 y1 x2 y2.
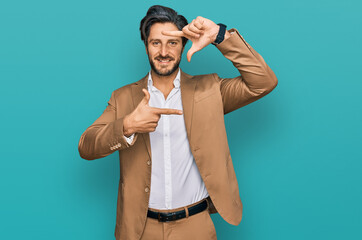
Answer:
144 122 158 128
162 30 185 37
151 107 183 115
182 26 200 39
150 115 161 122
196 16 205 25
187 44 200 62
140 127 156 133
189 23 203 35
189 20 203 34
141 88 150 105
147 127 156 132
194 19 204 30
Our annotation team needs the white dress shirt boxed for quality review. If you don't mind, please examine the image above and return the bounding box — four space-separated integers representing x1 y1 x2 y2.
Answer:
124 69 209 210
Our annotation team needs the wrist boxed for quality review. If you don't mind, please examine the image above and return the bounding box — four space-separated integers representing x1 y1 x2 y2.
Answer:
212 23 227 45
211 25 221 43
123 115 134 137
212 30 230 43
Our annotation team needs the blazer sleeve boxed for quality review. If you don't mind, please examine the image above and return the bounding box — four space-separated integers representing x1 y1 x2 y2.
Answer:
214 28 278 114
78 91 138 160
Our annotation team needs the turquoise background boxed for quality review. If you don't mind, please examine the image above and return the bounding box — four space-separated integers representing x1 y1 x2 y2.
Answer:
1 0 361 239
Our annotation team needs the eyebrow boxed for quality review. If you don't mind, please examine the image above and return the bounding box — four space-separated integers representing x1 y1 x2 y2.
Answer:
149 38 181 43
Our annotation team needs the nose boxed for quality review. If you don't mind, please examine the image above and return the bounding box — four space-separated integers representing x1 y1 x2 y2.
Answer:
160 45 168 56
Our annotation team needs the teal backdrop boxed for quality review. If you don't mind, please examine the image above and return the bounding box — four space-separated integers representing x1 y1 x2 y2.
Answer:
1 0 361 239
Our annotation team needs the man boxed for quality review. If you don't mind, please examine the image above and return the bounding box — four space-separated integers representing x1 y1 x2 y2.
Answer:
78 5 277 240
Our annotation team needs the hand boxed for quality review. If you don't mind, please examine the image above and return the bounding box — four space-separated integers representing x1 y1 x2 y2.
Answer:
123 89 183 136
162 16 224 62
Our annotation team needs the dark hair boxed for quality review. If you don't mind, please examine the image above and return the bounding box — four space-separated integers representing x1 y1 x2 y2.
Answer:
140 5 188 47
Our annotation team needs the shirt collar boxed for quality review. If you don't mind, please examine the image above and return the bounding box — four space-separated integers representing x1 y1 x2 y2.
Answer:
147 68 181 92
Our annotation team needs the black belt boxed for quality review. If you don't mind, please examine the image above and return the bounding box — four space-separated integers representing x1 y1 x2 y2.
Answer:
147 199 208 222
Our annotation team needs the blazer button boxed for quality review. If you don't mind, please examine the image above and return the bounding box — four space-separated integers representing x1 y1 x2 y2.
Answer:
147 160 151 166
145 187 149 193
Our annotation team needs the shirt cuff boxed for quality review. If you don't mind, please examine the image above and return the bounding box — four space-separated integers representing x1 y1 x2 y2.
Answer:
123 133 135 144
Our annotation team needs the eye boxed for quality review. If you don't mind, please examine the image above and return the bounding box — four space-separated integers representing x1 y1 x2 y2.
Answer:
169 41 178 46
152 41 160 46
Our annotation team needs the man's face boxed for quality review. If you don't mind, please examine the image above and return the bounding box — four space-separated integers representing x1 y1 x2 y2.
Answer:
146 22 184 76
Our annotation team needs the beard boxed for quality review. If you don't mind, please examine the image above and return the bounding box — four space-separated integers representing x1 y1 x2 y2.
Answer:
148 54 181 77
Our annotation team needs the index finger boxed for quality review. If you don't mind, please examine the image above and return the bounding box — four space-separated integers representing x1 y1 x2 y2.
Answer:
161 30 185 37
152 107 183 115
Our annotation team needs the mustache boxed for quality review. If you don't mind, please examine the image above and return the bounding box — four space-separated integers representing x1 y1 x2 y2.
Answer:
155 55 174 61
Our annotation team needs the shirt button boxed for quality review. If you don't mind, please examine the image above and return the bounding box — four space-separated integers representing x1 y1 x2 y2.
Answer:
147 160 151 166
145 187 149 193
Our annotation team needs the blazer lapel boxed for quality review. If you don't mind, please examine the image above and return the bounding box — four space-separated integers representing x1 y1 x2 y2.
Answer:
131 74 152 159
131 70 196 159
180 70 196 145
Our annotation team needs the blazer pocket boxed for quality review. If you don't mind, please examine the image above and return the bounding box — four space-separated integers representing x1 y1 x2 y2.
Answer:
195 89 218 103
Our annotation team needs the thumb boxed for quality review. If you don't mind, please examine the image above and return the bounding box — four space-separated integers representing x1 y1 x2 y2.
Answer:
141 88 150 105
187 44 199 62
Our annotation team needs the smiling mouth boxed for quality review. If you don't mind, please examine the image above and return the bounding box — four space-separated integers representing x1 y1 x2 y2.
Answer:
156 57 174 64
157 60 171 64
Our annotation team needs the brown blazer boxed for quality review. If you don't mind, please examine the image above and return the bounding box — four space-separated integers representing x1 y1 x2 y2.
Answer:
78 29 278 240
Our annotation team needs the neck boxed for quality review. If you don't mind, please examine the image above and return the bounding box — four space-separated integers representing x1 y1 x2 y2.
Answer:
151 68 179 88
150 69 179 100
